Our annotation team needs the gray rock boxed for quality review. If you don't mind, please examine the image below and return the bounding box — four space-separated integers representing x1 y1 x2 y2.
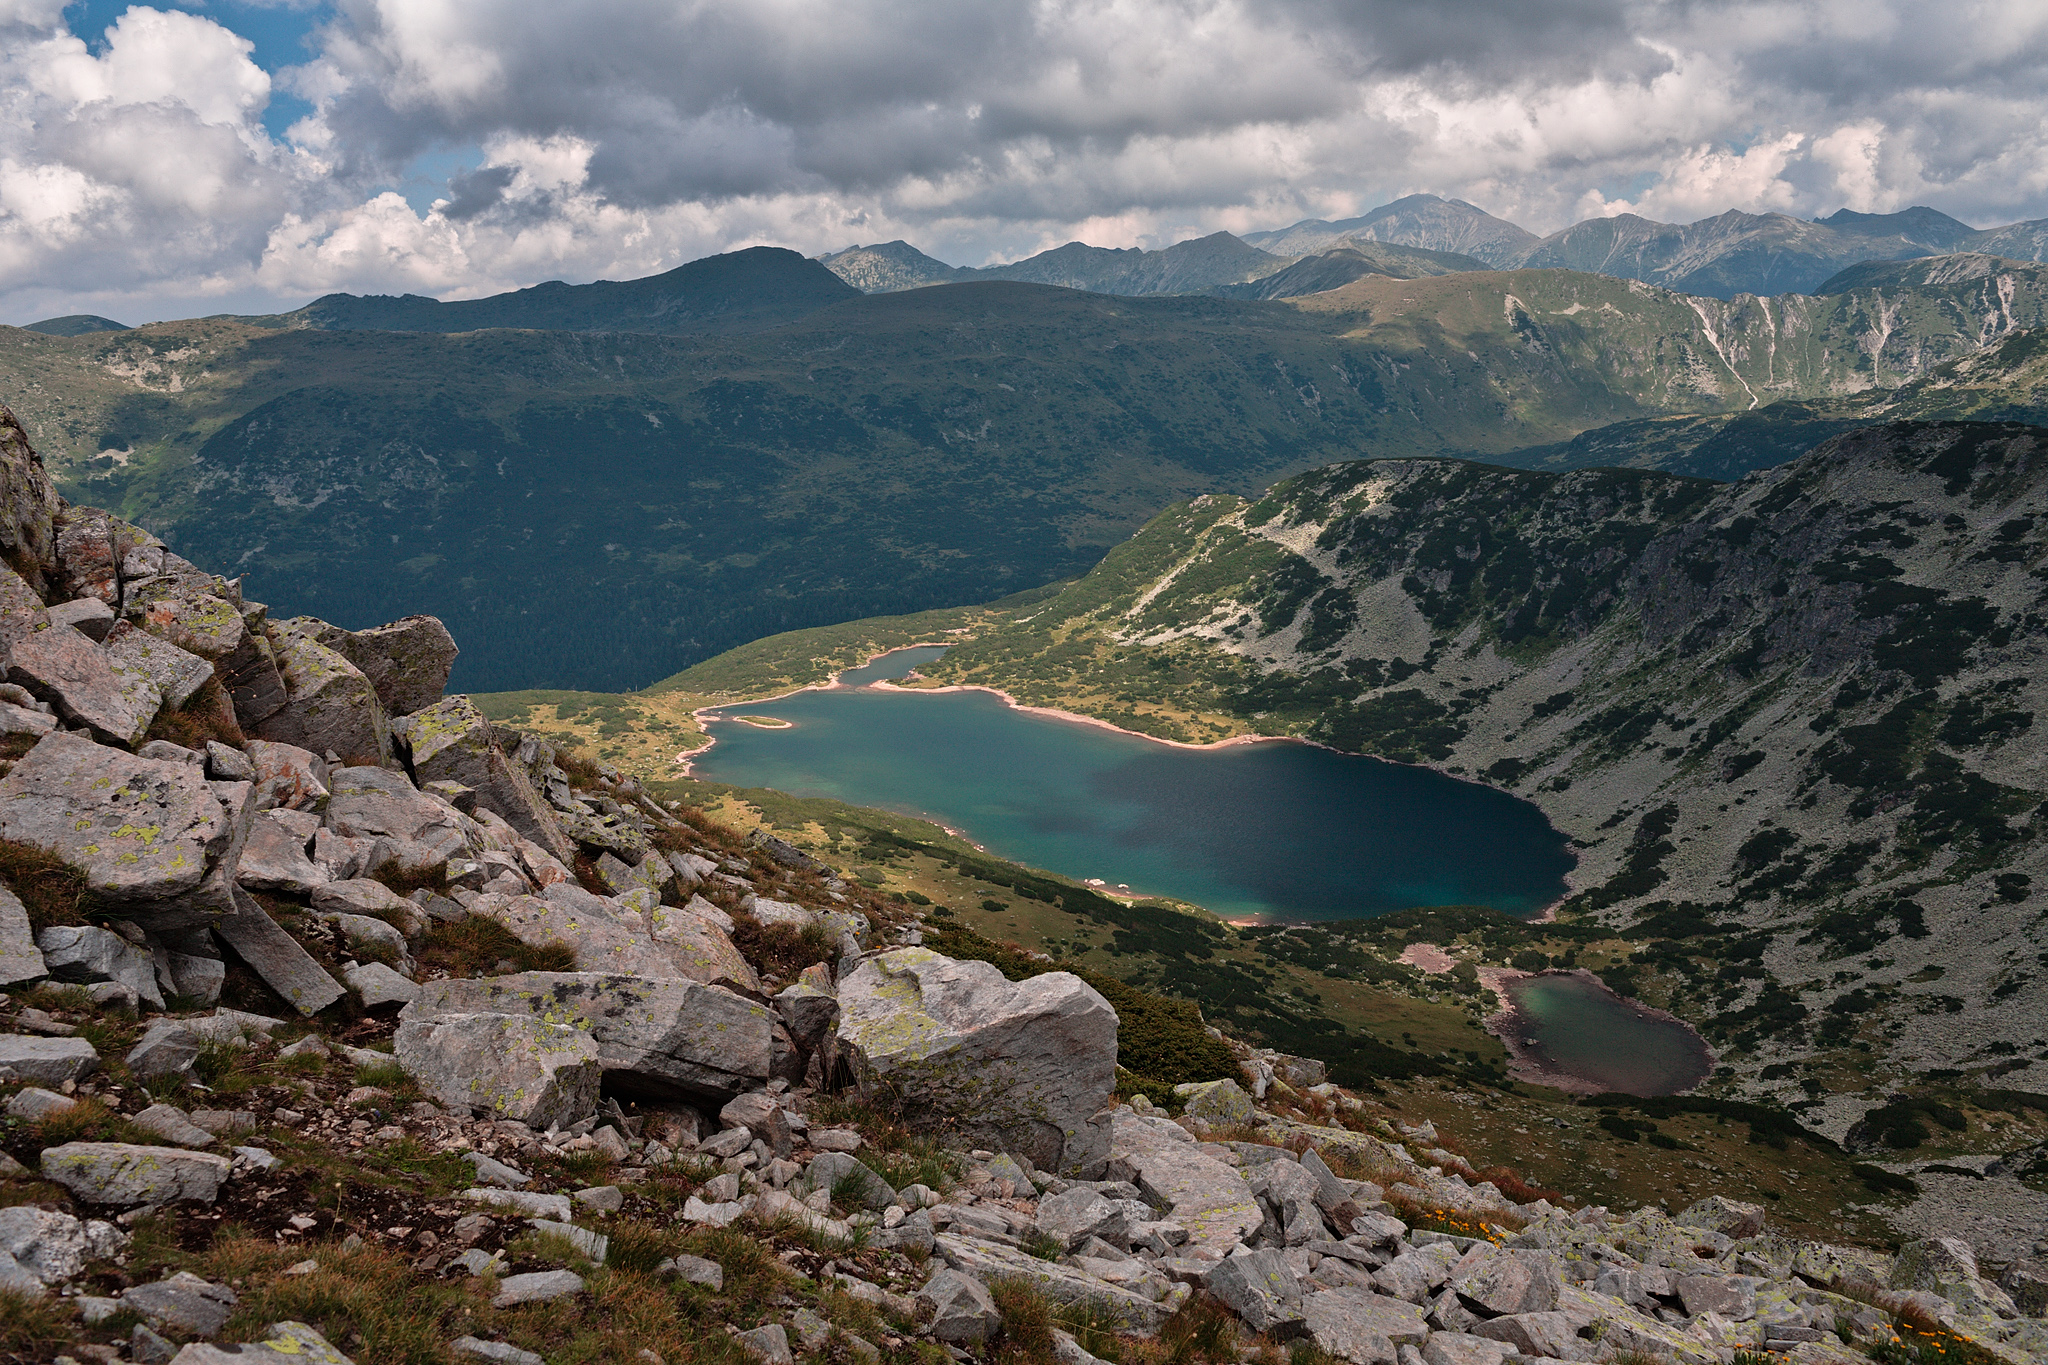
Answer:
42 1142 230 1205
205 741 256 783
918 1267 1002 1345
0 1034 98 1085
403 971 785 1103
324 766 475 877
1036 1187 1128 1252
301 615 456 717
451 1338 543 1365
106 627 214 710
931 1232 1170 1329
647 899 759 989
131 1103 217 1148
48 595 112 637
870 1208 936 1255
1301 1287 1429 1363
1469 1310 1579 1358
463 1188 573 1220
344 959 420 1009
143 1319 353 1364
0 700 54 738
236 810 329 893
1177 1077 1258 1126
394 1011 601 1127
734 1323 794 1364
1103 1111 1262 1255
131 1322 177 1363
1453 1250 1562 1316
660 1253 724 1289
461 1152 532 1188
1252 1155 1329 1247
0 885 44 985
151 939 226 1006
37 925 163 1009
0 733 252 930
1674 1272 1757 1320
252 621 390 765
572 1184 623 1212
213 885 347 1015
1375 1245 1461 1305
835 948 1116 1175
189 1110 256 1136
245 739 330 812
394 697 576 863
7 624 153 745
804 1150 895 1211
0 1206 119 1284
322 911 409 963
1675 1195 1767 1240
1206 1249 1306 1334
491 1269 584 1307
122 1270 237 1336
1422 1332 1514 1365
555 807 650 860
136 740 203 764
4 1086 75 1119
463 888 693 980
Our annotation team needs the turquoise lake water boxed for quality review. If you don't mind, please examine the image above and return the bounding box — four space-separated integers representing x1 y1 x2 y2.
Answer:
692 648 1576 924
1504 972 1714 1096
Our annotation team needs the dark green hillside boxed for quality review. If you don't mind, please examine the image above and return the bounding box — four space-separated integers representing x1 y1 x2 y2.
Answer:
254 245 857 335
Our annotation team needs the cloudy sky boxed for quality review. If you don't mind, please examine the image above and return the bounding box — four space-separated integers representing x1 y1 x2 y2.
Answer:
4 0 2047 323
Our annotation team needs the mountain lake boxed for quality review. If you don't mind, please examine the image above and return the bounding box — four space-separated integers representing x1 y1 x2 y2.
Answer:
692 646 1577 924
1498 972 1716 1096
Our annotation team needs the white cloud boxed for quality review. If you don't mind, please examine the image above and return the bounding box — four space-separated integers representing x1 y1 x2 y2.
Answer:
5 0 2048 321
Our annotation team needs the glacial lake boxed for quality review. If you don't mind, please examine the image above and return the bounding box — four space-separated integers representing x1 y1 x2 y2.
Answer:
692 648 1575 924
1502 972 1715 1096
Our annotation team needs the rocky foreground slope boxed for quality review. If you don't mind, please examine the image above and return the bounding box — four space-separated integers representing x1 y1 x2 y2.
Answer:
0 417 2039 1363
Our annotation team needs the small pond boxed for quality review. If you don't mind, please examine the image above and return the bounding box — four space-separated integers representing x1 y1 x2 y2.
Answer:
1500 972 1714 1096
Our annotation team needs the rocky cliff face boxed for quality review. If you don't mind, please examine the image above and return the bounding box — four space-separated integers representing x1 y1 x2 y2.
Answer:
923 421 2048 1120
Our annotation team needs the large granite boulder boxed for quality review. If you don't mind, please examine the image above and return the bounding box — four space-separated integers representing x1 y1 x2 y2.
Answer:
0 732 253 929
133 591 288 728
6 623 156 746
323 765 474 874
835 948 1118 1175
392 697 575 863
104 624 215 712
235 810 328 893
469 885 692 979
251 620 389 766
647 900 759 990
394 1011 600 1127
302 615 456 717
0 1034 99 1085
0 408 62 594
1104 1110 1262 1254
244 740 329 812
37 925 164 1009
211 886 345 1015
40 1142 230 1204
0 564 47 657
402 971 787 1102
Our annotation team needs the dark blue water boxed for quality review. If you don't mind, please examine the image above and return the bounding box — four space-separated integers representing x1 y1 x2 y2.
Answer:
693 649 1575 923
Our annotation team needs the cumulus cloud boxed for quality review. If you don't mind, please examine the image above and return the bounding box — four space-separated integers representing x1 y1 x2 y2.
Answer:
4 0 2048 320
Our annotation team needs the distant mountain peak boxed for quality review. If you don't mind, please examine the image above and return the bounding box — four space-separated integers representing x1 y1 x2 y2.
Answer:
20 315 131 336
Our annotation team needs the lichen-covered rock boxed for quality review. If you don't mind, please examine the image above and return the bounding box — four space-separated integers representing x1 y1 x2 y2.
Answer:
0 732 253 930
648 900 759 990
835 947 1117 1175
344 960 420 1009
7 623 156 746
1104 1111 1262 1254
133 592 289 730
1176 1077 1257 1126
0 408 64 593
303 615 457 717
105 624 215 711
403 971 786 1102
469 884 692 979
1676 1195 1767 1240
39 925 164 1009
252 620 389 765
0 1206 121 1286
323 765 474 874
245 739 329 812
40 1142 231 1205
0 564 45 657
393 1012 600 1127
554 807 650 860
392 697 575 863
